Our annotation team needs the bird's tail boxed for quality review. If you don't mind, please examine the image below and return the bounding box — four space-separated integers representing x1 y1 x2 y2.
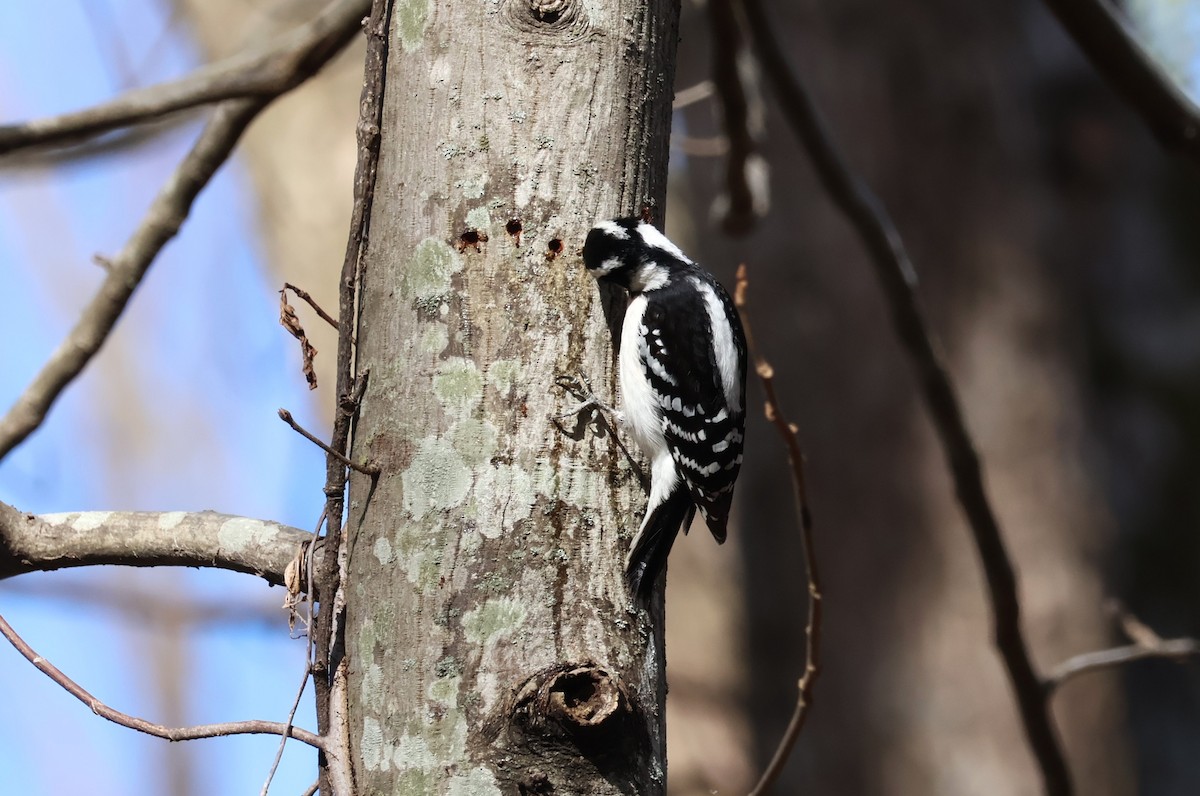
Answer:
625 487 695 602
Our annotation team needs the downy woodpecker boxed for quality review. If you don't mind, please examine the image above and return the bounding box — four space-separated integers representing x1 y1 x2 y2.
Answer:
581 217 748 600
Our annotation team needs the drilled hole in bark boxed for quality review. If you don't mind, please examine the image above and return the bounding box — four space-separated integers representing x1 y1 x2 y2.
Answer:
546 238 563 260
506 219 523 246
458 229 488 253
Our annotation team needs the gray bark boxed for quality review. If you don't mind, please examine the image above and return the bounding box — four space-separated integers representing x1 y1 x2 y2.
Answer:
0 504 311 585
341 2 680 793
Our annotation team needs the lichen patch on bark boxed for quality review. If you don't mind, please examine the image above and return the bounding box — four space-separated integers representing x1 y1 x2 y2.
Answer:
401 238 463 302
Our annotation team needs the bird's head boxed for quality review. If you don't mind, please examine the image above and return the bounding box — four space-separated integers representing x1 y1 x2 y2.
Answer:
581 217 691 294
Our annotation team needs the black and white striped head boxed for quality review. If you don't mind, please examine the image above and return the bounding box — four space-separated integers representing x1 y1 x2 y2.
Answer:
582 217 693 294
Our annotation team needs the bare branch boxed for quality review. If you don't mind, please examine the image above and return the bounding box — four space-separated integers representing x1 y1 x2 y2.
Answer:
0 500 317 588
283 282 340 331
0 0 371 155
311 3 392 790
708 0 767 235
0 611 323 749
0 0 373 462
1038 0 1200 167
278 408 379 475
0 98 265 462
673 80 715 109
324 658 357 796
1045 603 1200 692
1046 639 1200 692
736 265 822 796
741 1 1073 792
261 662 313 795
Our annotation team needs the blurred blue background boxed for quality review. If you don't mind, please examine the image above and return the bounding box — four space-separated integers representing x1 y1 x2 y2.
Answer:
0 2 331 793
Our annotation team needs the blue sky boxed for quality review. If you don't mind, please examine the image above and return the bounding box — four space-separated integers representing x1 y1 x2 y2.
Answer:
0 2 328 793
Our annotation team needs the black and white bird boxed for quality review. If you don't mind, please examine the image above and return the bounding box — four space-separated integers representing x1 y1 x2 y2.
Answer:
580 217 747 600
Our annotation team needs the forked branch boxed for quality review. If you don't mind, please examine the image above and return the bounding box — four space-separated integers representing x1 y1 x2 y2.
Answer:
1046 603 1200 692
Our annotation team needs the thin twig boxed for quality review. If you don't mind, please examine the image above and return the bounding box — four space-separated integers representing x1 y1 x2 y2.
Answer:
312 2 392 791
0 612 323 750
1044 602 1200 692
1111 599 1162 648
736 265 821 796
299 781 320 796
0 0 371 155
740 1 1073 793
1037 0 1200 168
260 661 313 795
1045 639 1200 692
277 408 379 475
283 282 340 330
673 80 715 109
673 135 730 158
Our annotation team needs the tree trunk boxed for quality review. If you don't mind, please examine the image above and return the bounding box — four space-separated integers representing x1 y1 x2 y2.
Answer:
341 2 680 793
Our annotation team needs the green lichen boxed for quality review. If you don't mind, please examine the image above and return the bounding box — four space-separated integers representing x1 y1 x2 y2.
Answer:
451 419 498 466
217 517 273 554
374 537 394 565
465 206 491 236
394 732 436 772
358 618 378 661
395 0 430 52
456 173 487 199
447 767 501 796
428 675 460 707
460 529 483 559
362 716 385 771
401 238 461 302
487 359 521 394
433 358 484 412
462 596 526 646
402 438 471 518
396 768 435 795
434 656 463 679
419 323 449 354
478 571 510 594
374 601 398 636
361 662 385 711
